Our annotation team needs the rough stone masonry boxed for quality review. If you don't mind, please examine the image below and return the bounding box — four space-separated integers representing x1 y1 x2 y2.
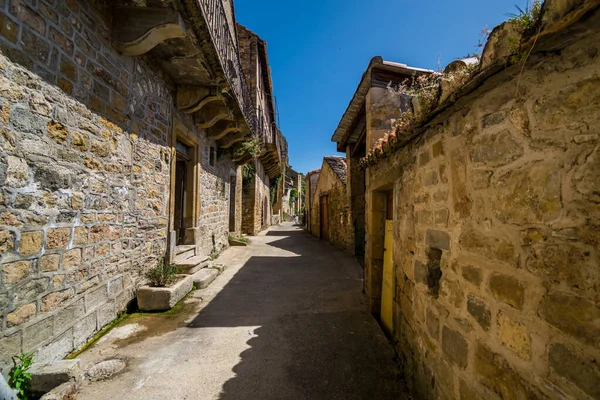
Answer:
361 2 600 399
0 0 237 373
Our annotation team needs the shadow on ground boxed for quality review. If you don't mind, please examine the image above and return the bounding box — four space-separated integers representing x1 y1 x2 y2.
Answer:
189 226 410 400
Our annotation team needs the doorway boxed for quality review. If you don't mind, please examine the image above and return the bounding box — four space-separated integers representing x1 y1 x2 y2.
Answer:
173 138 196 246
174 157 188 244
380 191 394 334
320 195 329 241
229 175 236 232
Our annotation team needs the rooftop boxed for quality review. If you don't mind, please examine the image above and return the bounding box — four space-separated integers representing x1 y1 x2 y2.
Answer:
330 56 433 150
324 156 348 183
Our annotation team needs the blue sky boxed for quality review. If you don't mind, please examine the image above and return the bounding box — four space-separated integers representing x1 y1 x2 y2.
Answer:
235 0 523 174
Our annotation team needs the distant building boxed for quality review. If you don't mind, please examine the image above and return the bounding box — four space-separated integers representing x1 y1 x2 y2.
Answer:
307 157 352 253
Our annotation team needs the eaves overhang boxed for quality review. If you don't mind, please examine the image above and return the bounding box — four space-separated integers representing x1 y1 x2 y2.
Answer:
331 56 433 151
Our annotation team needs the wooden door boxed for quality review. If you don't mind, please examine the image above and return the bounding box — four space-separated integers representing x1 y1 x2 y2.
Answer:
381 219 394 334
229 175 236 232
320 195 329 241
174 159 187 244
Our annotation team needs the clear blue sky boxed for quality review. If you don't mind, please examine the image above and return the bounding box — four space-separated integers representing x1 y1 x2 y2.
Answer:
235 0 522 174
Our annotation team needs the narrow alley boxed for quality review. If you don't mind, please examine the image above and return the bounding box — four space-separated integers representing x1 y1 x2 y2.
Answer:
75 223 410 400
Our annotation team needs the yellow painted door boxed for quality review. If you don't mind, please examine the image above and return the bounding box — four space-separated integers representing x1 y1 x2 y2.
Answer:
381 219 394 334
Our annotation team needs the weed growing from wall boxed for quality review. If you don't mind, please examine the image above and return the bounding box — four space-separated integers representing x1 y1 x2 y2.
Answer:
8 353 34 400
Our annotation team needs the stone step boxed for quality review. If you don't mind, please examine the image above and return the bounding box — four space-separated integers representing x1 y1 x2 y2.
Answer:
174 245 196 262
174 255 209 275
209 263 226 273
192 268 219 289
29 359 82 396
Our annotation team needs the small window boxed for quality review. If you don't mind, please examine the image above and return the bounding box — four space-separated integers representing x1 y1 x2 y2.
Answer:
209 146 216 167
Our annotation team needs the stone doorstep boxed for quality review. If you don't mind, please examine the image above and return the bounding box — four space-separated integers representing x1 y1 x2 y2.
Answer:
29 359 82 395
174 245 196 263
174 255 210 275
192 268 219 289
175 245 195 255
137 275 193 311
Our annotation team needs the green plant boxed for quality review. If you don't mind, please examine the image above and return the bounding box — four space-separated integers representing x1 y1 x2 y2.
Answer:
242 164 256 184
229 234 250 243
145 257 177 287
233 137 262 159
209 246 219 260
289 188 298 207
270 173 282 207
9 353 34 399
508 0 542 35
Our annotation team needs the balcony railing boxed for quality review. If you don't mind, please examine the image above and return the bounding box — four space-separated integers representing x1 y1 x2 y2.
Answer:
198 0 258 135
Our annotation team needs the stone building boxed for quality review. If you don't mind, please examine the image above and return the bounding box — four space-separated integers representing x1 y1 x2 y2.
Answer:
0 0 284 373
307 157 352 253
332 1 600 399
284 166 303 216
236 24 284 235
304 169 320 233
331 58 430 268
271 132 288 224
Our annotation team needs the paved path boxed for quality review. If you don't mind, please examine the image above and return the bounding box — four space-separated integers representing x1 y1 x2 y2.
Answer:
77 223 410 399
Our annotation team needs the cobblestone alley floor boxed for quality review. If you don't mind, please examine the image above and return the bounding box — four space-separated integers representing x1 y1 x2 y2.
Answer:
75 223 410 399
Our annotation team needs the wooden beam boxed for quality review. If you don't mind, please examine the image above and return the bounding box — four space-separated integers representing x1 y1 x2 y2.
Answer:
112 7 186 56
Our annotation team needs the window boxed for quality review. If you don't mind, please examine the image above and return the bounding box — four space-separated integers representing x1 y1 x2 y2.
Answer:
209 146 216 167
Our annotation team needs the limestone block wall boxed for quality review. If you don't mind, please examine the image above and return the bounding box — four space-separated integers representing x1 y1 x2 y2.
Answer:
198 143 236 255
241 160 270 235
306 171 320 233
311 163 352 253
0 0 239 372
347 148 365 263
233 165 243 234
0 0 172 372
364 21 600 400
255 160 270 230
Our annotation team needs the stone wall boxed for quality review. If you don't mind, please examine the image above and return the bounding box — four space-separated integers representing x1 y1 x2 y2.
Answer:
347 147 365 265
310 162 352 253
364 12 600 400
305 171 320 233
233 165 243 234
198 142 236 255
255 160 270 230
0 0 172 372
0 0 238 372
241 159 270 235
